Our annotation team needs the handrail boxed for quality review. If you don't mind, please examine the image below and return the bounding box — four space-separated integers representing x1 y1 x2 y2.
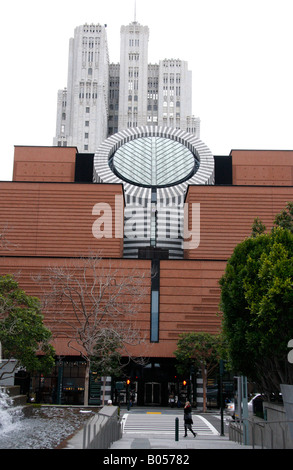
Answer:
82 406 122 449
229 418 293 449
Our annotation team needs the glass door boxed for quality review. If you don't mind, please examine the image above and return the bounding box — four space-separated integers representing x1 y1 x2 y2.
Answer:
144 382 161 405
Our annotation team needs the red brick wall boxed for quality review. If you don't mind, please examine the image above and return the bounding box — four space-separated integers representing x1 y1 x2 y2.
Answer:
0 182 124 258
13 146 78 182
184 185 293 260
155 260 225 357
2 148 292 360
231 150 293 186
0 257 152 356
0 256 227 358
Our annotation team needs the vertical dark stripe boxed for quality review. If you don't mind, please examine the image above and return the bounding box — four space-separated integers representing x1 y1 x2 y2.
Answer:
150 258 160 342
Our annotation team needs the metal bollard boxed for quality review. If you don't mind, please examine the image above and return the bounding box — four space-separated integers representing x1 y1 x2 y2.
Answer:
175 417 179 441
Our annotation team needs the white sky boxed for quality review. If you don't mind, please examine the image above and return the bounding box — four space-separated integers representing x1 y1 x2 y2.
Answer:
1 0 293 181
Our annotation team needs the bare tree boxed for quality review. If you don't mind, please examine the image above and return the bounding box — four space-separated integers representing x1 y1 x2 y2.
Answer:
40 255 150 405
0 223 18 251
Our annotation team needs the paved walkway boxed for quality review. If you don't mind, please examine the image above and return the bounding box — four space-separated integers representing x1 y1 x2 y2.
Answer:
110 432 251 449
109 408 253 450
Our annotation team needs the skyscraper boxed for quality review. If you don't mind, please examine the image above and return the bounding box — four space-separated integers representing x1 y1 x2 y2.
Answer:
53 20 200 153
118 22 149 130
53 23 109 152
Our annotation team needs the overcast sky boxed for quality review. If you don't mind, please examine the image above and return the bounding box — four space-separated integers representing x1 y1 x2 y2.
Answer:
1 0 293 181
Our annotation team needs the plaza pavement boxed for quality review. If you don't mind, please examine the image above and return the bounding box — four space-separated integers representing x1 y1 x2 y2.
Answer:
109 407 254 450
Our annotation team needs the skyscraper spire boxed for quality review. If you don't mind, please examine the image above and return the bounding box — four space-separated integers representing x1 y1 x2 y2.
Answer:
134 0 137 22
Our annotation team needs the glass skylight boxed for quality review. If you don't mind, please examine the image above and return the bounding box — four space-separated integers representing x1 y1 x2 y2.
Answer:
111 136 197 187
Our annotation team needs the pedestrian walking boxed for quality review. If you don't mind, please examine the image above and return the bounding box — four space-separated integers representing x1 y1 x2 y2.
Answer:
183 401 197 437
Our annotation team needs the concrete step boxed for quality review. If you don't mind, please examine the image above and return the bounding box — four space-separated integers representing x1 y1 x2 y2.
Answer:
2 385 27 406
4 385 21 397
10 394 28 406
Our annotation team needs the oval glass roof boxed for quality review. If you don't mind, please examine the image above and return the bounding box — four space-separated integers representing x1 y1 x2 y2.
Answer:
111 136 198 187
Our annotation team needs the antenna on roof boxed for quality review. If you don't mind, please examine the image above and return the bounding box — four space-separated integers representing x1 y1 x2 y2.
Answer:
134 0 137 22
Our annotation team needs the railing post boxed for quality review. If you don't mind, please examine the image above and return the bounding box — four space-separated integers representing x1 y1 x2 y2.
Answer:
251 420 255 449
83 424 87 449
87 423 91 448
281 424 286 449
175 417 179 441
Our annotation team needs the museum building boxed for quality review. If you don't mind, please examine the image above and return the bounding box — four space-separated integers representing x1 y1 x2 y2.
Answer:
1 126 293 406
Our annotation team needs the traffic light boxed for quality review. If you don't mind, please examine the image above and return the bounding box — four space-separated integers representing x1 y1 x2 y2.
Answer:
182 380 187 387
126 379 131 410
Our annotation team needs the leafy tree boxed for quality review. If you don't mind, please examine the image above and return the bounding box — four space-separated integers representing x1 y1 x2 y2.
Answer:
0 275 55 381
220 209 293 397
274 202 293 232
251 217 266 237
251 202 293 237
174 332 224 412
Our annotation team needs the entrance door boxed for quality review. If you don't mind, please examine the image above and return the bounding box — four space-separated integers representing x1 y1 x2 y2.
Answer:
144 382 161 405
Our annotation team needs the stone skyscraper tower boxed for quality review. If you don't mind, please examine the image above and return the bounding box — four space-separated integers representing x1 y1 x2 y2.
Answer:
54 20 200 153
53 23 109 152
118 22 149 130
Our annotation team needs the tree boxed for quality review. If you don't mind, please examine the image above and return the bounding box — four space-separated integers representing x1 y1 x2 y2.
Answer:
91 329 122 405
251 202 293 237
42 255 149 405
220 206 293 397
0 223 18 251
251 217 266 237
174 332 224 412
0 275 55 382
274 202 293 232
